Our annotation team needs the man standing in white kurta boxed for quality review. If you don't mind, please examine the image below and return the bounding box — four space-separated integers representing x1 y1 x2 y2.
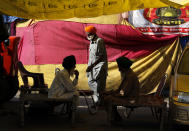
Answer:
85 26 108 104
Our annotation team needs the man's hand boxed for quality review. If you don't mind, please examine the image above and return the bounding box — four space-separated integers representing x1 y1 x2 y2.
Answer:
120 89 124 96
74 70 79 78
86 65 93 72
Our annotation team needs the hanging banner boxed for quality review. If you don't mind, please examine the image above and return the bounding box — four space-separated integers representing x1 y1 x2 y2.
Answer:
16 20 177 65
0 0 186 20
16 20 179 94
128 5 189 35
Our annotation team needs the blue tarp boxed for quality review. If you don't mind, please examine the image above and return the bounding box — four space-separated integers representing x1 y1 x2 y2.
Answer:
180 36 189 49
3 15 25 23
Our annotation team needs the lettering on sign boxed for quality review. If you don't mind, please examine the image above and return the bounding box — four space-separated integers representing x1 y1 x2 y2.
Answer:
144 6 189 26
5 0 127 14
104 1 117 6
48 4 58 8
10 0 124 9
28 1 37 6
9 0 17 2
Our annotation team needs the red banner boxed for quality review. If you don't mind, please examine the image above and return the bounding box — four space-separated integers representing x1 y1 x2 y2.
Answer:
16 21 177 65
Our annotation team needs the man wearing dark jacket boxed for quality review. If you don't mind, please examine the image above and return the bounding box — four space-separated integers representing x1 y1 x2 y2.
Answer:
103 56 140 122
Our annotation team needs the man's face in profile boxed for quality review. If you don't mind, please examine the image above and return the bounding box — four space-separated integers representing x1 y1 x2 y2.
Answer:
118 66 125 72
86 33 95 41
70 65 76 77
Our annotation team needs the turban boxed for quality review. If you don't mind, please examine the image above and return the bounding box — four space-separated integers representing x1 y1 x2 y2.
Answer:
62 55 76 70
116 57 133 69
85 26 96 34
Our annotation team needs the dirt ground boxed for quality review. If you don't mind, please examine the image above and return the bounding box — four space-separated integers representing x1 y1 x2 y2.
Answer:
0 94 167 131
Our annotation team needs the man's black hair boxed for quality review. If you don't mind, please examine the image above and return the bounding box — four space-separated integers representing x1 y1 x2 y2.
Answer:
62 55 76 70
116 56 133 69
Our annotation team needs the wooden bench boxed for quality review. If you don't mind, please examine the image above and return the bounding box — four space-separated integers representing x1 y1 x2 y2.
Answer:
17 61 77 126
19 87 77 126
125 73 168 120
105 95 167 131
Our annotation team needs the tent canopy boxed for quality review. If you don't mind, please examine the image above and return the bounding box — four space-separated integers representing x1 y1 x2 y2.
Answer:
0 0 187 20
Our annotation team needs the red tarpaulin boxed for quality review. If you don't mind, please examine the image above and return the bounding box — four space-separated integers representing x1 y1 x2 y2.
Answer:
16 21 177 65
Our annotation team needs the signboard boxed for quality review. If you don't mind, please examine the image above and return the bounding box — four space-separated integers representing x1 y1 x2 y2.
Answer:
128 6 189 35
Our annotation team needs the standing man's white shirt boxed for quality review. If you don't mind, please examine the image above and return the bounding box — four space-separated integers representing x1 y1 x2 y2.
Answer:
88 36 108 80
87 36 108 102
48 69 79 99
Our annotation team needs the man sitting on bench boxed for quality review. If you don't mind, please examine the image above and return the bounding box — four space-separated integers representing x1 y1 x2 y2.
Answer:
48 55 80 112
103 56 140 122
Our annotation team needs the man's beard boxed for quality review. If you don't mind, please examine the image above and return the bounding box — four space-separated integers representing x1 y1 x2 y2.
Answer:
70 69 75 77
87 35 95 41
120 71 126 80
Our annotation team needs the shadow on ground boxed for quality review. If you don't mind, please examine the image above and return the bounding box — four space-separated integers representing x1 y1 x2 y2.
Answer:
1 96 187 131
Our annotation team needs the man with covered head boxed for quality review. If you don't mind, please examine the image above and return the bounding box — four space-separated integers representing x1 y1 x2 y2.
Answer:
48 55 79 102
116 56 140 99
85 25 108 104
103 56 140 122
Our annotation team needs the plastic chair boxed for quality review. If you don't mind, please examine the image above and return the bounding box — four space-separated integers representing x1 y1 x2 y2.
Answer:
151 73 168 120
17 61 48 93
